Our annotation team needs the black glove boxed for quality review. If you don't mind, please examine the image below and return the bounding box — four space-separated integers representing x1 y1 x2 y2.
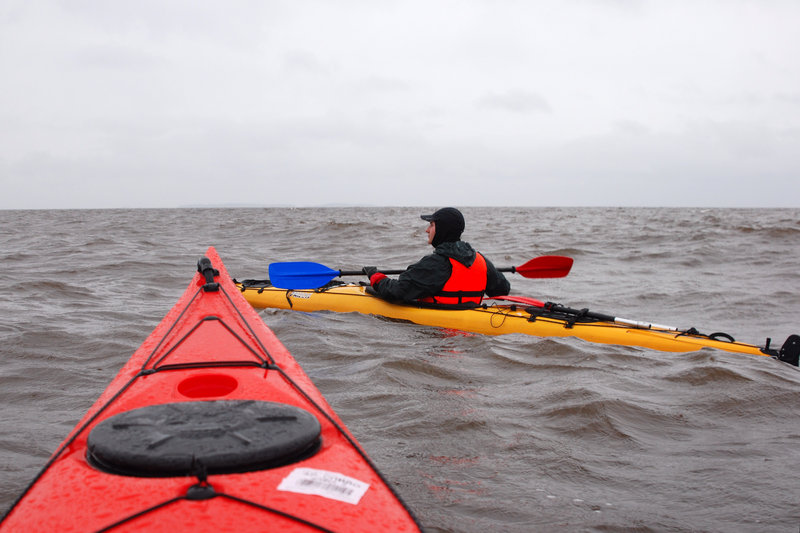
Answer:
362 266 387 287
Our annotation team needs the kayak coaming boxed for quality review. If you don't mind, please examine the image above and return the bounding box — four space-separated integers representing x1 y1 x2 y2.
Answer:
238 281 774 357
1 249 421 532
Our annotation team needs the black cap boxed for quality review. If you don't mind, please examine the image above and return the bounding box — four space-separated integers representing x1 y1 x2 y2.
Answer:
420 207 465 246
421 207 464 227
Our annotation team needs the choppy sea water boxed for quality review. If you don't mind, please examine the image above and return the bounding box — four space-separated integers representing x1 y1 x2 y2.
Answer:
1 207 799 532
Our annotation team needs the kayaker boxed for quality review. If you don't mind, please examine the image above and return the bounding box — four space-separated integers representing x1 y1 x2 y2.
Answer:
363 207 510 306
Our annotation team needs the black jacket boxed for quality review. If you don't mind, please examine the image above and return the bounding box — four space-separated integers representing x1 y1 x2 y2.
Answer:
373 241 510 303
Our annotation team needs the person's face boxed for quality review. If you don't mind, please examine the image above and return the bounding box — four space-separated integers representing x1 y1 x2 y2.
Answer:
426 221 436 245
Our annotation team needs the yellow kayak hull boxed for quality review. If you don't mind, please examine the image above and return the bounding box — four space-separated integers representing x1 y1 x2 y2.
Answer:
237 282 772 358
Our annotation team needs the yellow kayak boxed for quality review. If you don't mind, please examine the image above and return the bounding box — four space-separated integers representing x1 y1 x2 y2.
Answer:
236 280 798 363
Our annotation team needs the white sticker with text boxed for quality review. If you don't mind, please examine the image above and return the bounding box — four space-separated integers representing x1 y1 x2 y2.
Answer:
289 291 312 299
277 467 370 505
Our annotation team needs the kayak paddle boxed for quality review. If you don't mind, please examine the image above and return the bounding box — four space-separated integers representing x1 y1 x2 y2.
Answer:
269 256 573 290
486 295 682 331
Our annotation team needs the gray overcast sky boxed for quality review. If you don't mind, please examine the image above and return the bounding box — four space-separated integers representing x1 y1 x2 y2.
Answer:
1 0 798 209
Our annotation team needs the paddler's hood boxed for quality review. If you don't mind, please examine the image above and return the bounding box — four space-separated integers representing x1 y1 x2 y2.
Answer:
422 207 465 247
433 241 477 267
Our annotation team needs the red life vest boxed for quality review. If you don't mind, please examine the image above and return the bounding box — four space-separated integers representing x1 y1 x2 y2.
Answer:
421 253 488 306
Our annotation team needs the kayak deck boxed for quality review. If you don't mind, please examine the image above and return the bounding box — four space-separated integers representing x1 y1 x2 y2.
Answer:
1 250 422 532
237 280 797 363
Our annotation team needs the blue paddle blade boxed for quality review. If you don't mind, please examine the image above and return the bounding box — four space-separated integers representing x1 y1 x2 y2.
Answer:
268 262 340 289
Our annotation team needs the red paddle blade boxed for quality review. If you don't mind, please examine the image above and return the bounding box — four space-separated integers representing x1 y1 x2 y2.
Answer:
513 255 573 278
486 295 546 307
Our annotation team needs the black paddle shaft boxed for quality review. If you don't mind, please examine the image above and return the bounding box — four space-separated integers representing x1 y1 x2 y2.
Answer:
338 267 515 277
544 302 616 323
338 269 405 276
